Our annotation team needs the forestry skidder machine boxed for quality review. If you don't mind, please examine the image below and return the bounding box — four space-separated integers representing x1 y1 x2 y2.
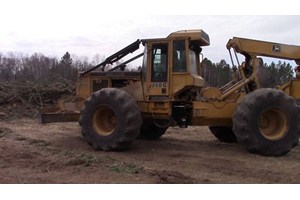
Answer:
40 30 300 156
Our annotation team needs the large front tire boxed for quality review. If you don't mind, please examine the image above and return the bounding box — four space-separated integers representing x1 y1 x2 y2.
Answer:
79 88 142 151
233 88 300 156
209 126 237 143
138 119 169 140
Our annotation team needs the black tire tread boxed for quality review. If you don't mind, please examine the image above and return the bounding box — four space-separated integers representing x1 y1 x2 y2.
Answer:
209 126 237 143
79 88 142 151
233 88 300 156
138 119 169 140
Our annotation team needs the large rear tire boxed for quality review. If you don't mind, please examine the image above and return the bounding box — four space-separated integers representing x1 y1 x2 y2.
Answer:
79 88 142 151
209 126 237 143
233 88 300 156
138 119 169 140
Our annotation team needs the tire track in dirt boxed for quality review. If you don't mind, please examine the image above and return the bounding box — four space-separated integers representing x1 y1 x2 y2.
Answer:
1 120 299 183
0 125 154 183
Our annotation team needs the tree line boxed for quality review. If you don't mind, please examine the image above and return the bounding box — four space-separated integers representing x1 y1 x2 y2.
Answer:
202 58 295 88
0 52 95 82
0 51 295 87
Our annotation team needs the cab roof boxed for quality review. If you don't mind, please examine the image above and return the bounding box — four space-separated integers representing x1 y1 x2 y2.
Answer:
142 29 210 47
167 29 210 46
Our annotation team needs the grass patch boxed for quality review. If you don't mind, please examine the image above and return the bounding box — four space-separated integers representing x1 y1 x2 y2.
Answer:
0 127 13 138
78 153 99 166
103 155 116 162
66 153 99 166
28 139 51 146
109 163 141 174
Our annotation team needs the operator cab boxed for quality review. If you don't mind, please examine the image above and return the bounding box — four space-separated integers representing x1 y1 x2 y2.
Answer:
141 29 210 100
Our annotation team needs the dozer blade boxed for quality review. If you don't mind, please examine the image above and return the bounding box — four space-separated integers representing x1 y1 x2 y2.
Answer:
38 107 80 124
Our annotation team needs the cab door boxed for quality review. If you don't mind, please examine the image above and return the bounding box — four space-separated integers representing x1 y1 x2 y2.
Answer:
146 42 170 100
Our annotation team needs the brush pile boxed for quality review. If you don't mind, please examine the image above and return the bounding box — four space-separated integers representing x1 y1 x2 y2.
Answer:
0 76 76 119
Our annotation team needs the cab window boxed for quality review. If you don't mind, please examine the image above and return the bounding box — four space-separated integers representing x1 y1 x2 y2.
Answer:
173 40 187 72
142 45 147 81
151 44 168 82
189 49 197 74
189 41 202 75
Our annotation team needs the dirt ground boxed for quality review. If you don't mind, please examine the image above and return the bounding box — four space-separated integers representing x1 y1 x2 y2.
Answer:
0 118 299 184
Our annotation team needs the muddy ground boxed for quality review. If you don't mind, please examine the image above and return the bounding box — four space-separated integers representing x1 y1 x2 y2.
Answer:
0 118 299 184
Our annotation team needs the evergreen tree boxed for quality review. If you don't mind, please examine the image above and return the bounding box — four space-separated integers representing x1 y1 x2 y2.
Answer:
60 52 73 66
263 60 294 87
59 52 76 81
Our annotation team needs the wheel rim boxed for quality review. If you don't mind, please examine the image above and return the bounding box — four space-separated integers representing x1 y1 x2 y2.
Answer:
93 105 117 136
258 108 288 141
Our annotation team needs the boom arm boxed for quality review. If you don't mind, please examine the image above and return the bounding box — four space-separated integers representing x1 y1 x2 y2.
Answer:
226 37 300 65
81 39 141 76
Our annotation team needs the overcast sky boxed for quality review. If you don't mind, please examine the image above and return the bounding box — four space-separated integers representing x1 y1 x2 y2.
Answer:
1 0 300 66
